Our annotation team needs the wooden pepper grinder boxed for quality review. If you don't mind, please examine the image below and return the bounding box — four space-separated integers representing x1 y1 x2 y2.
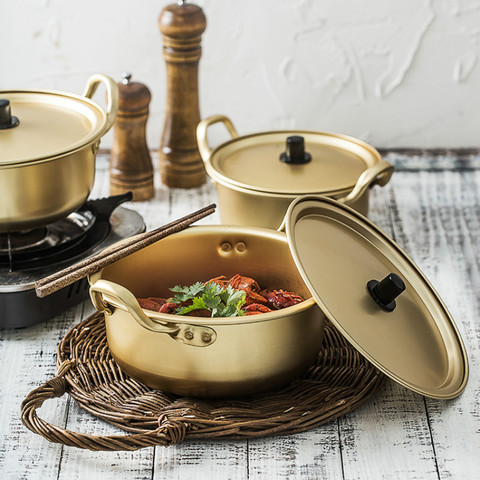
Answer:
158 0 207 188
110 73 154 201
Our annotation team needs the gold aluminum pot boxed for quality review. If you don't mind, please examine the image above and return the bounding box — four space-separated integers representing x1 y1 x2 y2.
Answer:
88 225 325 398
197 115 394 229
0 75 118 232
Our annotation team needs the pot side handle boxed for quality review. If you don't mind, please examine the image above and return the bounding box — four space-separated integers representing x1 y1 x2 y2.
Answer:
337 160 394 205
82 74 119 134
89 279 216 347
196 115 239 164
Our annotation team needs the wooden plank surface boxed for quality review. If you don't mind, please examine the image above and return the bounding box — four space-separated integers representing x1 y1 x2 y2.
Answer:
1 152 479 479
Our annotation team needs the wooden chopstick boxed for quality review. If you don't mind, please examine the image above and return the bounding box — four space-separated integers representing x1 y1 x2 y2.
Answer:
35 203 216 298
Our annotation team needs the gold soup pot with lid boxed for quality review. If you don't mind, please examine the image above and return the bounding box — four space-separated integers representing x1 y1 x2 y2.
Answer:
0 74 118 232
88 196 468 400
197 115 394 229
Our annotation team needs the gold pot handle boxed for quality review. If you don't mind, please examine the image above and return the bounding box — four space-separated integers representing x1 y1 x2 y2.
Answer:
196 115 239 163
82 74 119 134
337 160 394 205
89 279 216 347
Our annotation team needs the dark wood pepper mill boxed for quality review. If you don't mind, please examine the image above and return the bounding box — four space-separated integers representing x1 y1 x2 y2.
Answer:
158 0 207 188
110 72 154 201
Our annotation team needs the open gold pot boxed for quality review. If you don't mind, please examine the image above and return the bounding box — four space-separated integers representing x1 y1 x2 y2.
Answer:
88 196 468 401
0 74 118 232
197 115 394 229
89 225 324 398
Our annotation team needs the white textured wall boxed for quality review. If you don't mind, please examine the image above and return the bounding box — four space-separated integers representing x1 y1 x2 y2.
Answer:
2 0 480 149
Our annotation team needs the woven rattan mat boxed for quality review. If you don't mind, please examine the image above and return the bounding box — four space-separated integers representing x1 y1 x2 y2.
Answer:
21 311 384 451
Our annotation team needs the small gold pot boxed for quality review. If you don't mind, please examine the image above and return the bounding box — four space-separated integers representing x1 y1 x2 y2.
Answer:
88 196 468 400
89 225 325 398
197 115 393 229
0 75 118 232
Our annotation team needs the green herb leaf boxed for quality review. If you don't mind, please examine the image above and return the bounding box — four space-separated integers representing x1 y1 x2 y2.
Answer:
176 296 209 315
170 282 205 303
169 280 246 317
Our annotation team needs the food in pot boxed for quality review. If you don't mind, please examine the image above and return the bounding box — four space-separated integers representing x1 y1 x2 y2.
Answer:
137 273 304 317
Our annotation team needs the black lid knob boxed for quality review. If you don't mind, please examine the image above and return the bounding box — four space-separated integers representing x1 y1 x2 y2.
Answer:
0 99 19 130
280 135 311 164
367 273 405 312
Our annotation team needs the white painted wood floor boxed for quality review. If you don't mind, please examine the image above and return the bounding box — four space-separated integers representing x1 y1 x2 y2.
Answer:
1 152 479 479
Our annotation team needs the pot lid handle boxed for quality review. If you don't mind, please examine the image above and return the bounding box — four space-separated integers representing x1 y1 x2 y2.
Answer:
280 136 312 164
367 273 406 312
0 99 19 130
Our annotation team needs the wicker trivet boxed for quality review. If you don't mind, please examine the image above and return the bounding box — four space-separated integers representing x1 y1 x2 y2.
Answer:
21 311 384 451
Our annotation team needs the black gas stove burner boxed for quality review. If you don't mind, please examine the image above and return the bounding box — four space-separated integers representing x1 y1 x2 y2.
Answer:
0 192 146 329
0 193 132 271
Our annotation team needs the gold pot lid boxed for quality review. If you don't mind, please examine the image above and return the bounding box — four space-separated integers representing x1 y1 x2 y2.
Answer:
285 195 468 399
208 131 382 195
0 90 107 166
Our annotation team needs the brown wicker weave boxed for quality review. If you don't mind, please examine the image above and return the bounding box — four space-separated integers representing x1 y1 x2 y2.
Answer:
21 312 384 451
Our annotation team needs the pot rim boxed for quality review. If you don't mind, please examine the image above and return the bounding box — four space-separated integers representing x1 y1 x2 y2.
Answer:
89 224 318 327
0 90 106 167
1 74 118 167
202 127 382 196
103 295 317 327
207 171 351 199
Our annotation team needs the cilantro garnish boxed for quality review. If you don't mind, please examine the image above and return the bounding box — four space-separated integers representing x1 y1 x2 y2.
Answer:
170 282 246 317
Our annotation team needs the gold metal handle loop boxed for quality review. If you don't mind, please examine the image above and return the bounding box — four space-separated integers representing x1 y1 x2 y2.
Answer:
196 115 239 163
89 279 216 347
338 160 394 205
82 74 119 134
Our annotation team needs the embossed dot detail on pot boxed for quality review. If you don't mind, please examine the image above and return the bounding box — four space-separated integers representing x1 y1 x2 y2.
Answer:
218 242 232 255
235 241 247 253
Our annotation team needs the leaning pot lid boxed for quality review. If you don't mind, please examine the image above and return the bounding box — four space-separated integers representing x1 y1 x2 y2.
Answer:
285 195 468 399
208 131 382 195
0 90 107 166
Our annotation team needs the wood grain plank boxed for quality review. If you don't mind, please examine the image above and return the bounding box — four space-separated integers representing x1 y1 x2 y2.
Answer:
339 382 439 480
332 182 439 480
386 168 480 479
247 425 344 479
0 304 85 480
155 439 247 480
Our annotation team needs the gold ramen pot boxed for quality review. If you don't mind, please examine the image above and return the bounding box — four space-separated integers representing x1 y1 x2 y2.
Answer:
0 75 118 232
197 115 394 229
89 196 468 401
89 225 325 398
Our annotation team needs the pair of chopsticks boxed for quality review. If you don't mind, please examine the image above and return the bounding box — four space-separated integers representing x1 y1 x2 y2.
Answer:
35 203 216 298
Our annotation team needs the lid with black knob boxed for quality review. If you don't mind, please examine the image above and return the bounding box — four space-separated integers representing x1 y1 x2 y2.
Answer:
207 128 381 196
284 195 468 399
0 86 111 166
